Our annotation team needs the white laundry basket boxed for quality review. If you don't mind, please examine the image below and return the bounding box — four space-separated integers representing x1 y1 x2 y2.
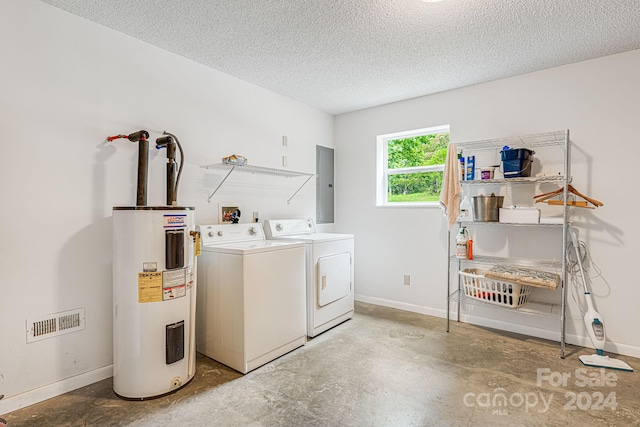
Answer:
459 268 531 308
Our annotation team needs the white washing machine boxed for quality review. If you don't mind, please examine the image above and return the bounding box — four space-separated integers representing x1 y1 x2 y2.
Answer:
196 223 306 374
263 218 354 338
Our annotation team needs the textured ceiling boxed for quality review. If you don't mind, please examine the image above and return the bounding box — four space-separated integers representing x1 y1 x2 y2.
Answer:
39 0 640 115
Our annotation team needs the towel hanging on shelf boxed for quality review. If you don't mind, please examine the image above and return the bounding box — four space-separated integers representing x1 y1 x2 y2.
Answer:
439 142 463 228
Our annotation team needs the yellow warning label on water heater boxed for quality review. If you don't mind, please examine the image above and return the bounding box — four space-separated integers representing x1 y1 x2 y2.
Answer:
138 272 163 303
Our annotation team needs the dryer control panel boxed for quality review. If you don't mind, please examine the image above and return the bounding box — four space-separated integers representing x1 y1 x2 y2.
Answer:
264 218 315 237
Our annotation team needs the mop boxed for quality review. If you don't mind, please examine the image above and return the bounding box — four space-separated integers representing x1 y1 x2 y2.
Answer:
568 226 634 371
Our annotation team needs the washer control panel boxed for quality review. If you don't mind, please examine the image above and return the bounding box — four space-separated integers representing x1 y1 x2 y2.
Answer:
198 223 265 245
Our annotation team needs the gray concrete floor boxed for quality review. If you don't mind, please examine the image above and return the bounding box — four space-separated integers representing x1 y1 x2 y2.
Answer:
4 302 639 426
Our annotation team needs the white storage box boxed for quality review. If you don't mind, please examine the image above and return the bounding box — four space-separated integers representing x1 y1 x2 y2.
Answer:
499 207 540 224
540 216 564 224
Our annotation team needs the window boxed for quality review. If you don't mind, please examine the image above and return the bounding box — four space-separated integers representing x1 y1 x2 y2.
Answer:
376 125 450 206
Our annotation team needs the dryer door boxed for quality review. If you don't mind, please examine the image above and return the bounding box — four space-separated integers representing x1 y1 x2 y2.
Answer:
317 252 351 307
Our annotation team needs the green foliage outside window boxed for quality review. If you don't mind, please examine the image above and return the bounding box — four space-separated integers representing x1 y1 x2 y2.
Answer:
387 132 449 202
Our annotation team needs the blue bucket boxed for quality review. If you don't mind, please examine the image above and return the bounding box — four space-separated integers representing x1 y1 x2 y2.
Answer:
500 148 534 178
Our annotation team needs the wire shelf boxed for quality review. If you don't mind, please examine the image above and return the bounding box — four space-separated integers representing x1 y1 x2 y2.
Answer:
202 163 313 178
456 221 566 229
461 175 568 185
448 291 562 318
447 129 570 358
450 255 563 271
455 130 568 151
201 163 314 203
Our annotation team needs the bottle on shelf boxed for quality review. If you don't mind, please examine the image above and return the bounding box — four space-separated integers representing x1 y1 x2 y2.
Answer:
456 226 469 259
466 155 475 180
458 193 473 222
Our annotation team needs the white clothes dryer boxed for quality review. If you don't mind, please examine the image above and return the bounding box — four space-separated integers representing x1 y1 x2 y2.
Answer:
196 223 306 374
263 218 354 338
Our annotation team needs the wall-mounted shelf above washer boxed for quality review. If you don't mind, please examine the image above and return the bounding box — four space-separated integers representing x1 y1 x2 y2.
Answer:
201 163 314 203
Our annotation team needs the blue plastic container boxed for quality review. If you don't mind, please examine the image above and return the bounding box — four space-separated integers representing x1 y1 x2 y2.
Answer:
500 148 534 178
466 156 475 180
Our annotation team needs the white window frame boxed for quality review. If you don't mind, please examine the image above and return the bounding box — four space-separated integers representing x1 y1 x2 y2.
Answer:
376 124 450 207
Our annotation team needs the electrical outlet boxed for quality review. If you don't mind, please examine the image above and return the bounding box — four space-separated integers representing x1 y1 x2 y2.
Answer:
404 275 411 286
282 155 288 167
282 135 288 147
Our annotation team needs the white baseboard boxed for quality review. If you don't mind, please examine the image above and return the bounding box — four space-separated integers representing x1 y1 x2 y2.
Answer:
355 294 446 319
355 295 640 360
566 334 640 359
0 365 113 416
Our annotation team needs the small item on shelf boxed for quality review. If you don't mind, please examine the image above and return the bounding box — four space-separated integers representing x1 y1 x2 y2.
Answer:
459 153 465 181
472 193 504 222
222 154 248 165
467 235 473 260
498 206 540 224
535 172 562 177
458 193 473 222
466 156 475 180
500 146 534 178
484 265 561 290
539 216 564 224
480 167 495 180
455 226 469 259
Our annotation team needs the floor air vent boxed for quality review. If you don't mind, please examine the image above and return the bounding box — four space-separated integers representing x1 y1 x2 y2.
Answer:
26 308 86 343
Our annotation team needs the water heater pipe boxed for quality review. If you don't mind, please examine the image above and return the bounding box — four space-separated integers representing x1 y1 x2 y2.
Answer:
107 130 150 206
156 131 184 206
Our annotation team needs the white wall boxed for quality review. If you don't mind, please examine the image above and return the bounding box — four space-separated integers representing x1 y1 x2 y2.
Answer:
335 49 640 358
0 0 332 413
3 0 639 416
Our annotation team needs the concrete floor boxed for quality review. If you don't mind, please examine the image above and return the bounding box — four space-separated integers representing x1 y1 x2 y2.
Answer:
4 302 639 426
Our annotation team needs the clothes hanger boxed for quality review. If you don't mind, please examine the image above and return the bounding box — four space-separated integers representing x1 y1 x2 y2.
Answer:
533 184 603 208
566 185 604 207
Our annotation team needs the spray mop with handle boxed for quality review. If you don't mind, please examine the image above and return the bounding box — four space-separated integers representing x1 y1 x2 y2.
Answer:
568 226 633 372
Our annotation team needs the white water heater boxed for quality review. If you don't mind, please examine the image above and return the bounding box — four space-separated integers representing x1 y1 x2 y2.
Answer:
113 207 197 399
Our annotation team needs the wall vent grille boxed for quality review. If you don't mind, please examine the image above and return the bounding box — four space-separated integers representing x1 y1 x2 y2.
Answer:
26 308 85 343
